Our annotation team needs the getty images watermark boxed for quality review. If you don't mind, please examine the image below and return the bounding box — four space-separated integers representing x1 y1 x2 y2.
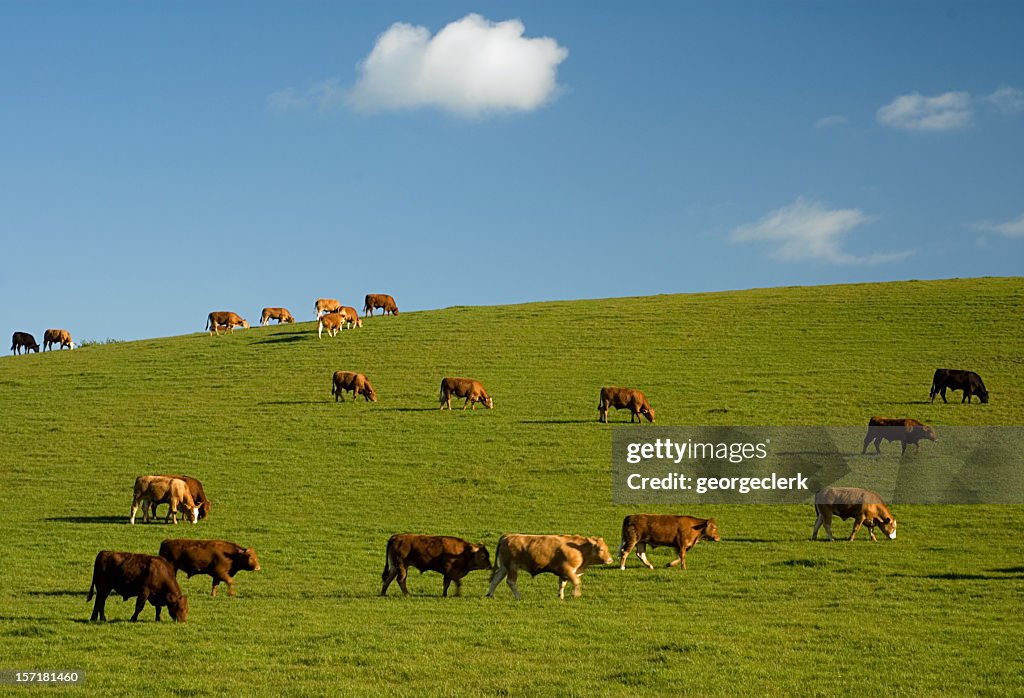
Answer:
611 426 1024 504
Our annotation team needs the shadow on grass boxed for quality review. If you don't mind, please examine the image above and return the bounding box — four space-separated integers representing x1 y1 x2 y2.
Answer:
725 537 777 544
520 418 595 424
27 590 83 597
895 571 1024 581
253 335 308 345
257 400 327 406
46 515 126 525
991 566 1024 574
378 407 439 413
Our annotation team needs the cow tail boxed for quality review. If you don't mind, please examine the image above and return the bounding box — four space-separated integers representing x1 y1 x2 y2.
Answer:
382 540 396 582
87 572 95 602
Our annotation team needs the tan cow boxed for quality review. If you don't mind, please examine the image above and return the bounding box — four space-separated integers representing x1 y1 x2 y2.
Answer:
206 312 249 335
318 312 346 338
43 329 75 351
314 298 343 318
599 387 654 423
486 534 614 600
331 371 377 402
439 377 493 410
340 306 362 329
619 514 719 570
130 476 199 525
260 307 295 326
364 293 398 317
812 487 897 542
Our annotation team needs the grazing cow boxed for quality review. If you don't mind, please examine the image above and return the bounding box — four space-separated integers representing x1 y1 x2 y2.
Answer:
598 387 655 423
618 514 720 570
130 475 199 525
10 332 39 355
159 539 261 597
260 307 295 325
331 371 377 402
380 534 491 597
314 298 343 318
862 416 937 455
206 311 249 335
487 534 614 600
439 377 493 410
340 306 362 329
812 487 897 542
149 475 212 521
363 293 398 317
930 368 989 404
318 312 346 338
43 329 75 351
87 551 188 622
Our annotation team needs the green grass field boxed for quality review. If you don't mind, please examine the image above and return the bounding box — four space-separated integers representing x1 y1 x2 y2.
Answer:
1 277 1022 696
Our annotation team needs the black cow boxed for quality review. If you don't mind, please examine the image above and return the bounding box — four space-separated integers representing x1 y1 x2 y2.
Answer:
930 369 989 404
11 332 39 354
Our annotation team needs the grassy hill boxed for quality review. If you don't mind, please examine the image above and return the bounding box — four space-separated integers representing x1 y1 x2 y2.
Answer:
1 277 1022 696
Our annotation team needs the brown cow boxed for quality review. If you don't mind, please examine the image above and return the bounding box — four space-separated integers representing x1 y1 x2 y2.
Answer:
618 514 720 570
314 298 342 318
364 293 398 317
11 332 39 354
130 476 199 525
159 539 261 597
340 306 363 329
206 311 249 335
318 312 346 338
87 551 188 622
149 476 212 521
487 534 614 600
332 371 377 402
598 387 655 423
43 329 75 351
862 416 937 455
260 307 295 325
381 534 491 597
439 377 493 410
812 487 897 542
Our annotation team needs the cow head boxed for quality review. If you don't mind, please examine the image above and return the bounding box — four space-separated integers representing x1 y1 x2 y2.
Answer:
482 395 494 409
876 516 897 540
364 385 378 402
641 404 655 423
921 425 937 442
188 506 200 524
198 500 213 520
588 537 615 565
470 544 491 571
979 389 990 404
240 547 261 572
701 518 721 542
240 319 250 329
285 314 295 324
168 593 189 622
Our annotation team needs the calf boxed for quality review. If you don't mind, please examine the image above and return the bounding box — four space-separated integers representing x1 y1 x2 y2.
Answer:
340 306 362 329
150 476 212 521
314 298 342 318
260 307 295 325
364 293 398 317
439 377 493 410
862 416 937 455
930 368 989 404
487 534 614 600
159 539 261 597
206 311 249 335
318 312 346 338
812 487 897 542
11 332 39 354
599 387 655 423
130 475 199 525
619 514 720 570
87 551 188 622
43 329 75 351
381 534 491 597
332 371 377 402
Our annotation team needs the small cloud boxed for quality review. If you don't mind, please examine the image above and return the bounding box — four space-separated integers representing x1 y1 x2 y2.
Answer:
348 13 569 117
267 79 346 112
972 212 1024 239
815 114 849 128
267 88 307 111
731 197 911 264
983 86 1024 113
877 91 972 132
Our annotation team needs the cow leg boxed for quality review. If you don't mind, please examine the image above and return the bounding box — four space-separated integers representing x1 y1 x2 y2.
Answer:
91 589 110 622
155 604 163 622
452 577 462 597
901 440 908 455
131 594 148 622
463 396 471 410
505 570 521 600
396 565 410 596
618 539 636 570
380 567 400 596
130 498 140 525
812 512 824 540
941 388 948 403
486 566 506 597
442 576 451 597
848 518 864 542
637 544 655 570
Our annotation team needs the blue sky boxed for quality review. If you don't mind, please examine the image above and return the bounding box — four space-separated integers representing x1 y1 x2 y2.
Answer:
2 2 1022 342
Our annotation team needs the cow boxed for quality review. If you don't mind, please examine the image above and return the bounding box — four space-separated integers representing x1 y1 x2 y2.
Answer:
43 329 75 351
10 332 39 355
598 387 655 423
206 311 249 335
380 534 491 597
812 487 897 542
439 377 493 410
260 307 295 326
363 293 398 317
331 371 377 402
318 312 346 338
314 298 343 318
87 551 188 622
149 476 212 521
862 416 937 455
487 534 614 600
340 306 362 329
930 368 989 404
618 514 720 570
130 475 199 525
159 539 261 597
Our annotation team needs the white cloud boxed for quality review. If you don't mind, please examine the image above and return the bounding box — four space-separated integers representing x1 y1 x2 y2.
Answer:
731 197 910 264
972 212 1024 239
815 114 849 128
984 86 1024 113
877 91 973 132
267 79 346 112
348 14 568 117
